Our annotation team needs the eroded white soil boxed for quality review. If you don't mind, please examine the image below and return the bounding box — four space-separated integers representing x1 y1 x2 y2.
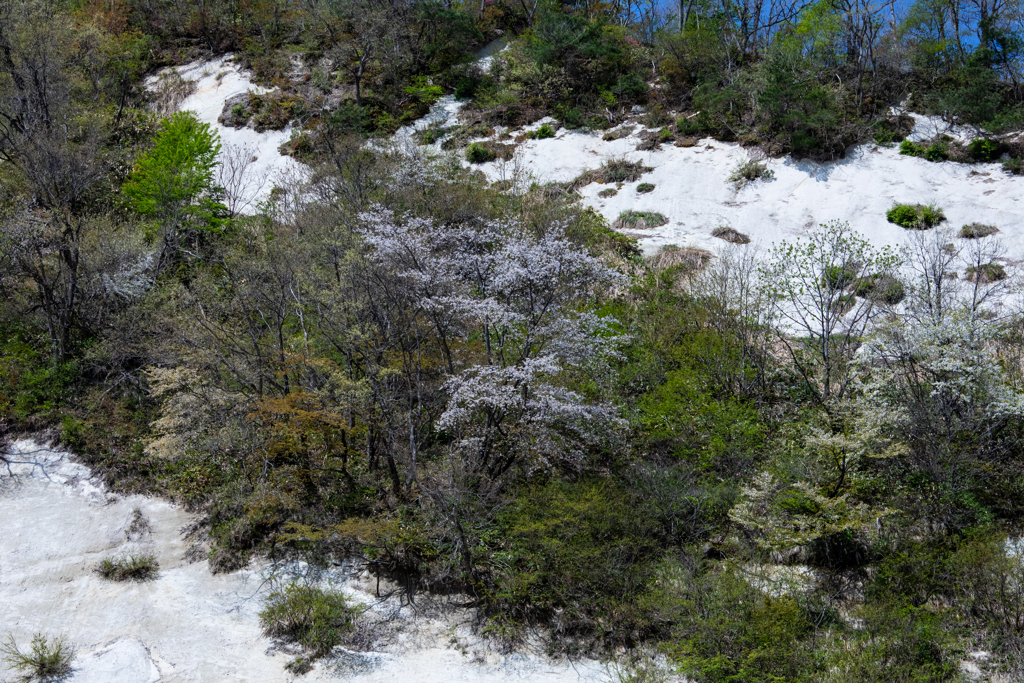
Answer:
147 43 1024 281
0 440 608 683
477 115 1024 266
147 55 302 213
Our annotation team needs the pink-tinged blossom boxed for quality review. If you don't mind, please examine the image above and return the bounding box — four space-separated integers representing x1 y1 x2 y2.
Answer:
358 207 625 475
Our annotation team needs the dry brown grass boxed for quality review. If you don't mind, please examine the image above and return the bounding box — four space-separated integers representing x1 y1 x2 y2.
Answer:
613 211 667 230
712 226 751 244
959 223 1000 239
647 246 714 272
150 70 196 116
568 159 653 191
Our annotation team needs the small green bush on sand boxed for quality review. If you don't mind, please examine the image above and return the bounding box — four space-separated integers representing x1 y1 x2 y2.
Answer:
260 584 356 665
96 553 159 582
1 632 73 682
886 203 945 230
466 142 497 163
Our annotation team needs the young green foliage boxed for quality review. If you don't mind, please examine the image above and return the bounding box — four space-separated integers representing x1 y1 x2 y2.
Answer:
760 221 901 403
1 632 73 682
123 111 227 273
260 584 356 659
124 111 225 225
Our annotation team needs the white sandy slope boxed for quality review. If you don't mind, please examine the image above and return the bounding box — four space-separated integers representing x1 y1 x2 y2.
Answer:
151 38 509 211
147 56 302 212
147 46 1024 277
392 38 506 148
474 115 1024 271
0 440 610 683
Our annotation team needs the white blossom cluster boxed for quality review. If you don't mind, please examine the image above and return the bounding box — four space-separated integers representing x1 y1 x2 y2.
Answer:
359 207 625 473
96 251 156 301
857 310 1024 430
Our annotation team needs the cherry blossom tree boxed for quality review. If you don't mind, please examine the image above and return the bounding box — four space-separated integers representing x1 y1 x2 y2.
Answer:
358 208 626 482
357 207 627 588
853 231 1024 530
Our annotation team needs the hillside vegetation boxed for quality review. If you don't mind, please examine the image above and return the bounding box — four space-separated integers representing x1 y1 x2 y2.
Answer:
2 0 1024 680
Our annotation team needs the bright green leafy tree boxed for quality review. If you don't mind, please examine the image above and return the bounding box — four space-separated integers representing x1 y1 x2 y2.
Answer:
123 111 227 274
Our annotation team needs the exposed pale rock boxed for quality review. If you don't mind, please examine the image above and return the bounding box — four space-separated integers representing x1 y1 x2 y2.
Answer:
145 55 302 212
1 440 607 682
476 115 1024 273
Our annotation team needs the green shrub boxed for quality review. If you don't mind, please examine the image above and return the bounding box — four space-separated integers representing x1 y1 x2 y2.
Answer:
60 415 85 451
823 264 856 291
602 159 651 183
556 104 585 129
565 207 641 258
465 142 497 163
260 584 356 658
614 72 648 100
598 188 618 198
886 204 918 228
327 102 370 136
959 223 999 238
614 211 667 229
658 128 674 143
967 138 1000 161
899 140 925 157
898 136 952 162
749 55 849 156
676 115 705 136
415 124 450 145
637 182 655 194
653 563 815 683
531 123 556 139
493 479 663 641
454 75 480 100
728 159 774 188
1003 156 1024 175
966 262 1007 283
0 323 80 419
854 274 905 304
886 203 945 230
637 356 765 474
872 115 914 146
250 94 302 132
924 142 948 162
874 128 899 145
919 204 946 228
96 553 159 581
821 603 958 682
1 632 73 681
